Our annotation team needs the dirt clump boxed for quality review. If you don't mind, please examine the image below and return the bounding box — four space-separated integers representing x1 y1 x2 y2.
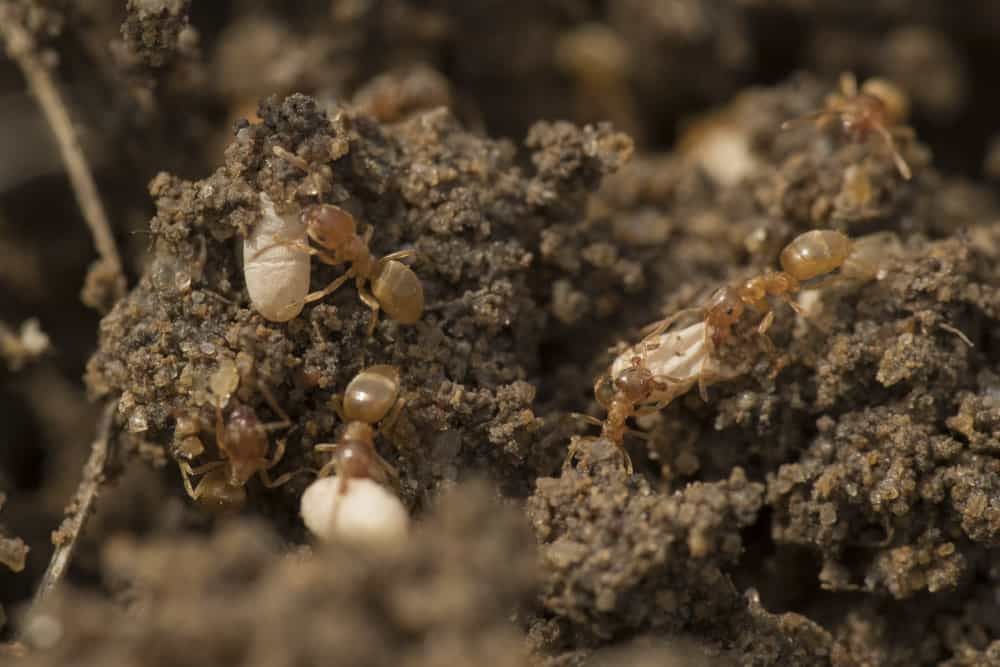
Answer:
15 482 536 667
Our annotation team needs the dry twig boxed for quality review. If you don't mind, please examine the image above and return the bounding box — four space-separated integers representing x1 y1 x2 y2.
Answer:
0 6 126 303
29 400 117 610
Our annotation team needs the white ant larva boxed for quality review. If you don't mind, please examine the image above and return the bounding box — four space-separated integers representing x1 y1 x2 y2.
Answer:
243 192 311 322
610 321 720 402
300 475 409 545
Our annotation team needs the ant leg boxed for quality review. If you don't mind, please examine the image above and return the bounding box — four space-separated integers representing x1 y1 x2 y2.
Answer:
250 238 313 261
697 365 721 402
369 450 402 492
758 316 777 341
214 403 229 456
259 385 292 431
265 438 286 469
568 412 604 429
639 308 703 350
178 461 225 500
778 294 804 316
357 282 381 336
380 249 417 263
259 466 312 489
303 270 355 305
780 109 832 132
180 468 203 501
316 459 338 478
875 125 912 180
329 395 346 422
181 460 226 476
379 397 406 435
617 446 634 475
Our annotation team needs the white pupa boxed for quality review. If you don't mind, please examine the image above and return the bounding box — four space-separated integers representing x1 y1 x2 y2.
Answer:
243 193 310 322
300 475 409 546
613 320 749 405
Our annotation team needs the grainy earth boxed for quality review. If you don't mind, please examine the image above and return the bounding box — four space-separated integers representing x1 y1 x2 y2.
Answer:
2 2 1000 665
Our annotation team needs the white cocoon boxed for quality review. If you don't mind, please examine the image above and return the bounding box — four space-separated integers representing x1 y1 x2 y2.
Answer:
243 193 310 322
300 476 409 546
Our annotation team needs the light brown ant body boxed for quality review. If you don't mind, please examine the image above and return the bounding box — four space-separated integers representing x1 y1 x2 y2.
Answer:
267 147 424 334
569 355 683 473
782 73 913 180
177 401 297 512
313 365 404 493
573 229 879 472
641 229 875 362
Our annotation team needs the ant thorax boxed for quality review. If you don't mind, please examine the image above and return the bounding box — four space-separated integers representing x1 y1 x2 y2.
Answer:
840 94 886 137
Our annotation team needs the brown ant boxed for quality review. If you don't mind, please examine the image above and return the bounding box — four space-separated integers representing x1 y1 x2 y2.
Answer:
639 229 878 387
177 387 299 513
782 73 913 180
570 229 880 474
266 147 424 334
313 365 404 493
567 353 688 474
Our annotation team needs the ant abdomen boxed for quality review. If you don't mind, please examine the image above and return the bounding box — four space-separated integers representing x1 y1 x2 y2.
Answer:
342 365 402 423
779 230 854 282
372 260 424 325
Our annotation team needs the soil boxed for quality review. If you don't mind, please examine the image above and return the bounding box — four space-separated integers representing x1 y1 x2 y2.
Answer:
2 1 1000 665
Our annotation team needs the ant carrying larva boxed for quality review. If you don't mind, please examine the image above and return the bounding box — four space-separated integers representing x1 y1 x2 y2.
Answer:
300 365 409 545
571 229 887 473
249 146 425 334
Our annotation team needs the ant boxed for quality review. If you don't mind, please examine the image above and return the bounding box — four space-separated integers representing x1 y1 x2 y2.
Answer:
643 229 875 358
266 146 424 334
313 365 404 493
782 72 913 180
639 229 877 390
176 383 299 513
567 354 688 474
570 229 881 474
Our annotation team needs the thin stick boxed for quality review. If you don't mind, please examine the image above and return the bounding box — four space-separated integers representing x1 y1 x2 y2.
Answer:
0 10 125 301
29 401 117 610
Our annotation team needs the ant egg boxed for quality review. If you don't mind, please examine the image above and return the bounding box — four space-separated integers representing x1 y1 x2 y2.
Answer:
300 475 409 546
243 193 311 322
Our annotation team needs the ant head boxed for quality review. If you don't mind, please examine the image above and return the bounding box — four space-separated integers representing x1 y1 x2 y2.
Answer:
227 404 259 431
302 204 357 248
614 360 655 403
705 287 744 327
222 404 268 463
